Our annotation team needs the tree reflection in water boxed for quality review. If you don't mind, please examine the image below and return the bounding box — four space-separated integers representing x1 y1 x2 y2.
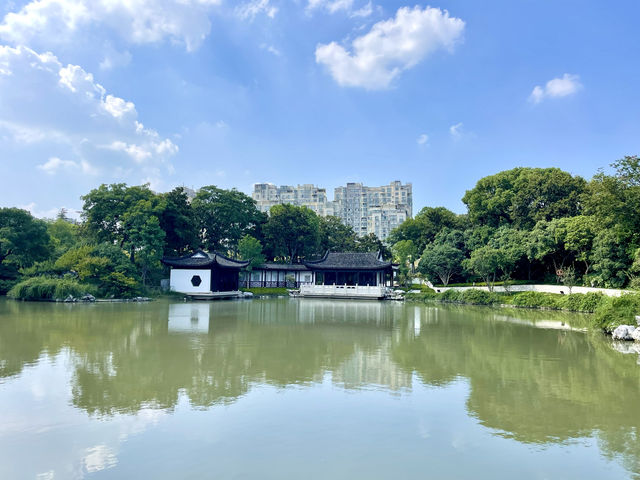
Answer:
0 298 639 476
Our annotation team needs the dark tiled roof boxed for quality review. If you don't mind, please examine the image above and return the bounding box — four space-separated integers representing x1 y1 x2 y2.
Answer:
257 263 310 271
162 250 249 269
304 252 393 270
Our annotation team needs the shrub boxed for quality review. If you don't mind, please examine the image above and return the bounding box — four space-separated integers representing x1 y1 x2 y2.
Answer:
8 276 96 301
593 293 640 332
511 291 561 309
440 289 462 302
459 289 497 305
405 287 438 302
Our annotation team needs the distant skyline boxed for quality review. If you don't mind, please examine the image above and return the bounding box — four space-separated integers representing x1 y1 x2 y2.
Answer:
1 0 639 219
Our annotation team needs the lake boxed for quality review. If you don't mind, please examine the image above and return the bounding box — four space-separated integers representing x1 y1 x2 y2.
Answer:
1 297 639 479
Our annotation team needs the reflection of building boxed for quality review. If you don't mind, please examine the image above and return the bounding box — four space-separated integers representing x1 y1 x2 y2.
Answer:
300 252 396 299
332 343 413 391
162 250 248 297
168 303 210 333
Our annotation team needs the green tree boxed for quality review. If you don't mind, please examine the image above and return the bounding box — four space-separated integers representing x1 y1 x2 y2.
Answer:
81 184 165 284
318 216 357 253
46 217 79 258
192 186 265 254
463 167 586 229
463 246 502 291
389 206 466 252
354 233 392 260
238 235 266 270
392 240 418 273
488 227 528 279
0 208 51 292
123 202 165 285
159 187 198 256
81 184 162 246
55 243 140 297
557 215 600 276
419 244 464 286
263 204 320 263
590 230 630 288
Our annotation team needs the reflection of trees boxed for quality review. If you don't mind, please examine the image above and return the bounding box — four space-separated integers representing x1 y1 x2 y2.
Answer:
0 299 396 415
3 298 639 475
391 305 640 476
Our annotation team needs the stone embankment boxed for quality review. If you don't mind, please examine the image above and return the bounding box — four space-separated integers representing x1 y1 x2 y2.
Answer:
61 295 151 303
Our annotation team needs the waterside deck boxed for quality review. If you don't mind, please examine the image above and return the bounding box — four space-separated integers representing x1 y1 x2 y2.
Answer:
298 284 389 300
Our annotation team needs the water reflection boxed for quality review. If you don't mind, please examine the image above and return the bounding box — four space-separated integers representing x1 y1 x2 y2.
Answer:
0 298 639 478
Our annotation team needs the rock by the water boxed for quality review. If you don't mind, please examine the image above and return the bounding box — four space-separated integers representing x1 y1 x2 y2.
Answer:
64 295 75 303
632 328 640 342
243 291 254 298
612 325 636 341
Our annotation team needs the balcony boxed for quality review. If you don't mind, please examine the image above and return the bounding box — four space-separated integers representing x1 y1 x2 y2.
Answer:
299 284 389 299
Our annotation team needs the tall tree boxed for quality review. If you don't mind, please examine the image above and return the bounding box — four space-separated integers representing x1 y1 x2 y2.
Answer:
81 184 166 283
192 186 265 254
355 233 392 260
463 246 502 291
0 208 51 293
159 187 198 256
388 206 466 252
318 216 357 253
238 235 266 270
419 244 464 286
263 204 319 263
462 167 586 229
0 208 51 268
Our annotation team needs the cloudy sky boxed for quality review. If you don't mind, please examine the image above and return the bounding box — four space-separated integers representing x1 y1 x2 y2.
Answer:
0 0 638 218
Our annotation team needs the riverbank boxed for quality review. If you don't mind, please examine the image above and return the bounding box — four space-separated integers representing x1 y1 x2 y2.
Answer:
405 288 640 333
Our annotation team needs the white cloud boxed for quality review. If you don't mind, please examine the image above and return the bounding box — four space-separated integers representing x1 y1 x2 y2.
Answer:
0 0 222 52
0 45 177 184
99 47 132 71
529 74 582 104
417 133 429 145
315 6 465 89
260 43 281 56
350 1 373 18
449 122 463 139
308 0 354 14
236 0 278 20
37 156 77 174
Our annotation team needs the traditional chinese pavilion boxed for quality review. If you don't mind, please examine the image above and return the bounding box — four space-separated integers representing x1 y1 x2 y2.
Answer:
162 250 249 298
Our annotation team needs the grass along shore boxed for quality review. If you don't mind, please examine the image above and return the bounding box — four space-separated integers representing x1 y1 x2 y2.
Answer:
405 287 640 333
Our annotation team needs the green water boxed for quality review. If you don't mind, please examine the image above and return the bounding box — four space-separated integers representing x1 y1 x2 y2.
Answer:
0 298 639 479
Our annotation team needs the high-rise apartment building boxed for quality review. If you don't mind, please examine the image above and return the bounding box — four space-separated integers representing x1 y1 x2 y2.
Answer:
252 183 329 216
332 181 412 240
251 181 412 241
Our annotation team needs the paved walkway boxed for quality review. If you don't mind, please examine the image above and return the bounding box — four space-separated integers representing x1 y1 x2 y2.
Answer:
431 284 628 297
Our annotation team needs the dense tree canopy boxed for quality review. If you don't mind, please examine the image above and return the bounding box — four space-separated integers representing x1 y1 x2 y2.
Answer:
462 167 586 229
3 156 640 297
263 204 320 263
192 186 265 254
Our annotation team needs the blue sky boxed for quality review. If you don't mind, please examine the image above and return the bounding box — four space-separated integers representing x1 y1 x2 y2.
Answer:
0 0 639 218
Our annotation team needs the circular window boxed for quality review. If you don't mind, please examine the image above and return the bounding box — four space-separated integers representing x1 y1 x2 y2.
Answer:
191 275 202 287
